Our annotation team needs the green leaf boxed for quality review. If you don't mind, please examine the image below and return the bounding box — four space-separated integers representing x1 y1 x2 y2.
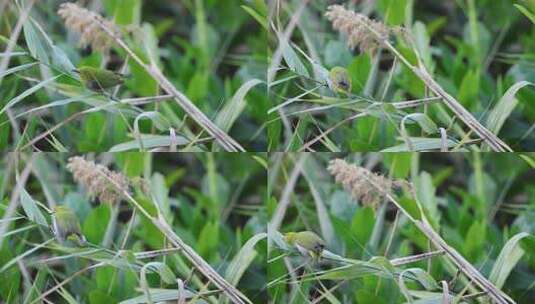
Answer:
0 75 61 116
489 232 533 289
0 62 38 80
378 0 409 26
486 81 534 135
114 0 141 25
119 288 200 304
89 290 116 304
22 19 53 65
397 197 422 221
277 30 309 77
348 54 371 93
402 113 438 135
457 70 479 108
197 221 219 259
313 261 387 281
225 233 266 286
23 18 75 74
141 262 175 284
413 21 432 70
109 134 190 152
381 138 459 152
383 153 412 178
463 220 486 261
241 5 268 31
515 4 535 23
350 206 375 253
82 205 111 244
19 188 48 227
215 79 263 132
115 153 146 177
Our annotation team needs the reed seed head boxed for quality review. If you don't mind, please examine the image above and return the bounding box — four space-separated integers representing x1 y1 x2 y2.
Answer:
328 158 404 209
325 5 390 54
57 3 120 52
67 156 130 205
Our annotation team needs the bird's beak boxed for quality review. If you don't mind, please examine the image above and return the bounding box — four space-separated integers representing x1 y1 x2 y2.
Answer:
72 69 80 74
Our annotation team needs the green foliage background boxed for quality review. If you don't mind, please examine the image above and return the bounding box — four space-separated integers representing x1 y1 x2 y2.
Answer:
268 0 535 152
0 153 267 303
268 153 535 303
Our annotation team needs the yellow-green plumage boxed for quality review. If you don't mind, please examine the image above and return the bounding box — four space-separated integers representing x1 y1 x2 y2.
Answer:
284 231 326 259
52 205 86 246
75 66 125 92
328 66 352 94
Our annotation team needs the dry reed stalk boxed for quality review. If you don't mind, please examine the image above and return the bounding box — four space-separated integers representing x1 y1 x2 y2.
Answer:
329 159 514 304
325 5 512 152
56 3 243 152
389 250 445 266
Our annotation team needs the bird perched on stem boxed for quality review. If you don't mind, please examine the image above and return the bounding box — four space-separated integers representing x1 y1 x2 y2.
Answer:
73 66 126 93
328 66 352 95
284 231 326 261
51 205 87 246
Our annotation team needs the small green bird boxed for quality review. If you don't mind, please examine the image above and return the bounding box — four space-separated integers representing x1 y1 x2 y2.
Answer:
73 66 126 92
328 66 352 95
284 231 326 260
51 205 86 246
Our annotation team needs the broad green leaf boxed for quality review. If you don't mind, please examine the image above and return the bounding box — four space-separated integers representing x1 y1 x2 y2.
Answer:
351 206 375 253
225 233 266 286
486 81 534 135
348 54 371 93
241 5 268 31
0 62 38 79
140 262 175 284
82 205 111 244
489 232 532 289
457 70 480 108
277 31 309 77
0 75 61 116
19 188 48 227
109 134 190 152
215 79 263 132
515 4 535 23
383 153 412 178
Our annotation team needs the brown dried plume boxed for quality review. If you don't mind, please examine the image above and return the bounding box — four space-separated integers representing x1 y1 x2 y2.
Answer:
325 5 390 54
328 158 406 208
57 3 120 52
67 156 130 205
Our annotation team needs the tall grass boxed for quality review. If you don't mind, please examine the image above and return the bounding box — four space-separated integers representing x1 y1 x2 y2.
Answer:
0 153 267 303
268 153 535 303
